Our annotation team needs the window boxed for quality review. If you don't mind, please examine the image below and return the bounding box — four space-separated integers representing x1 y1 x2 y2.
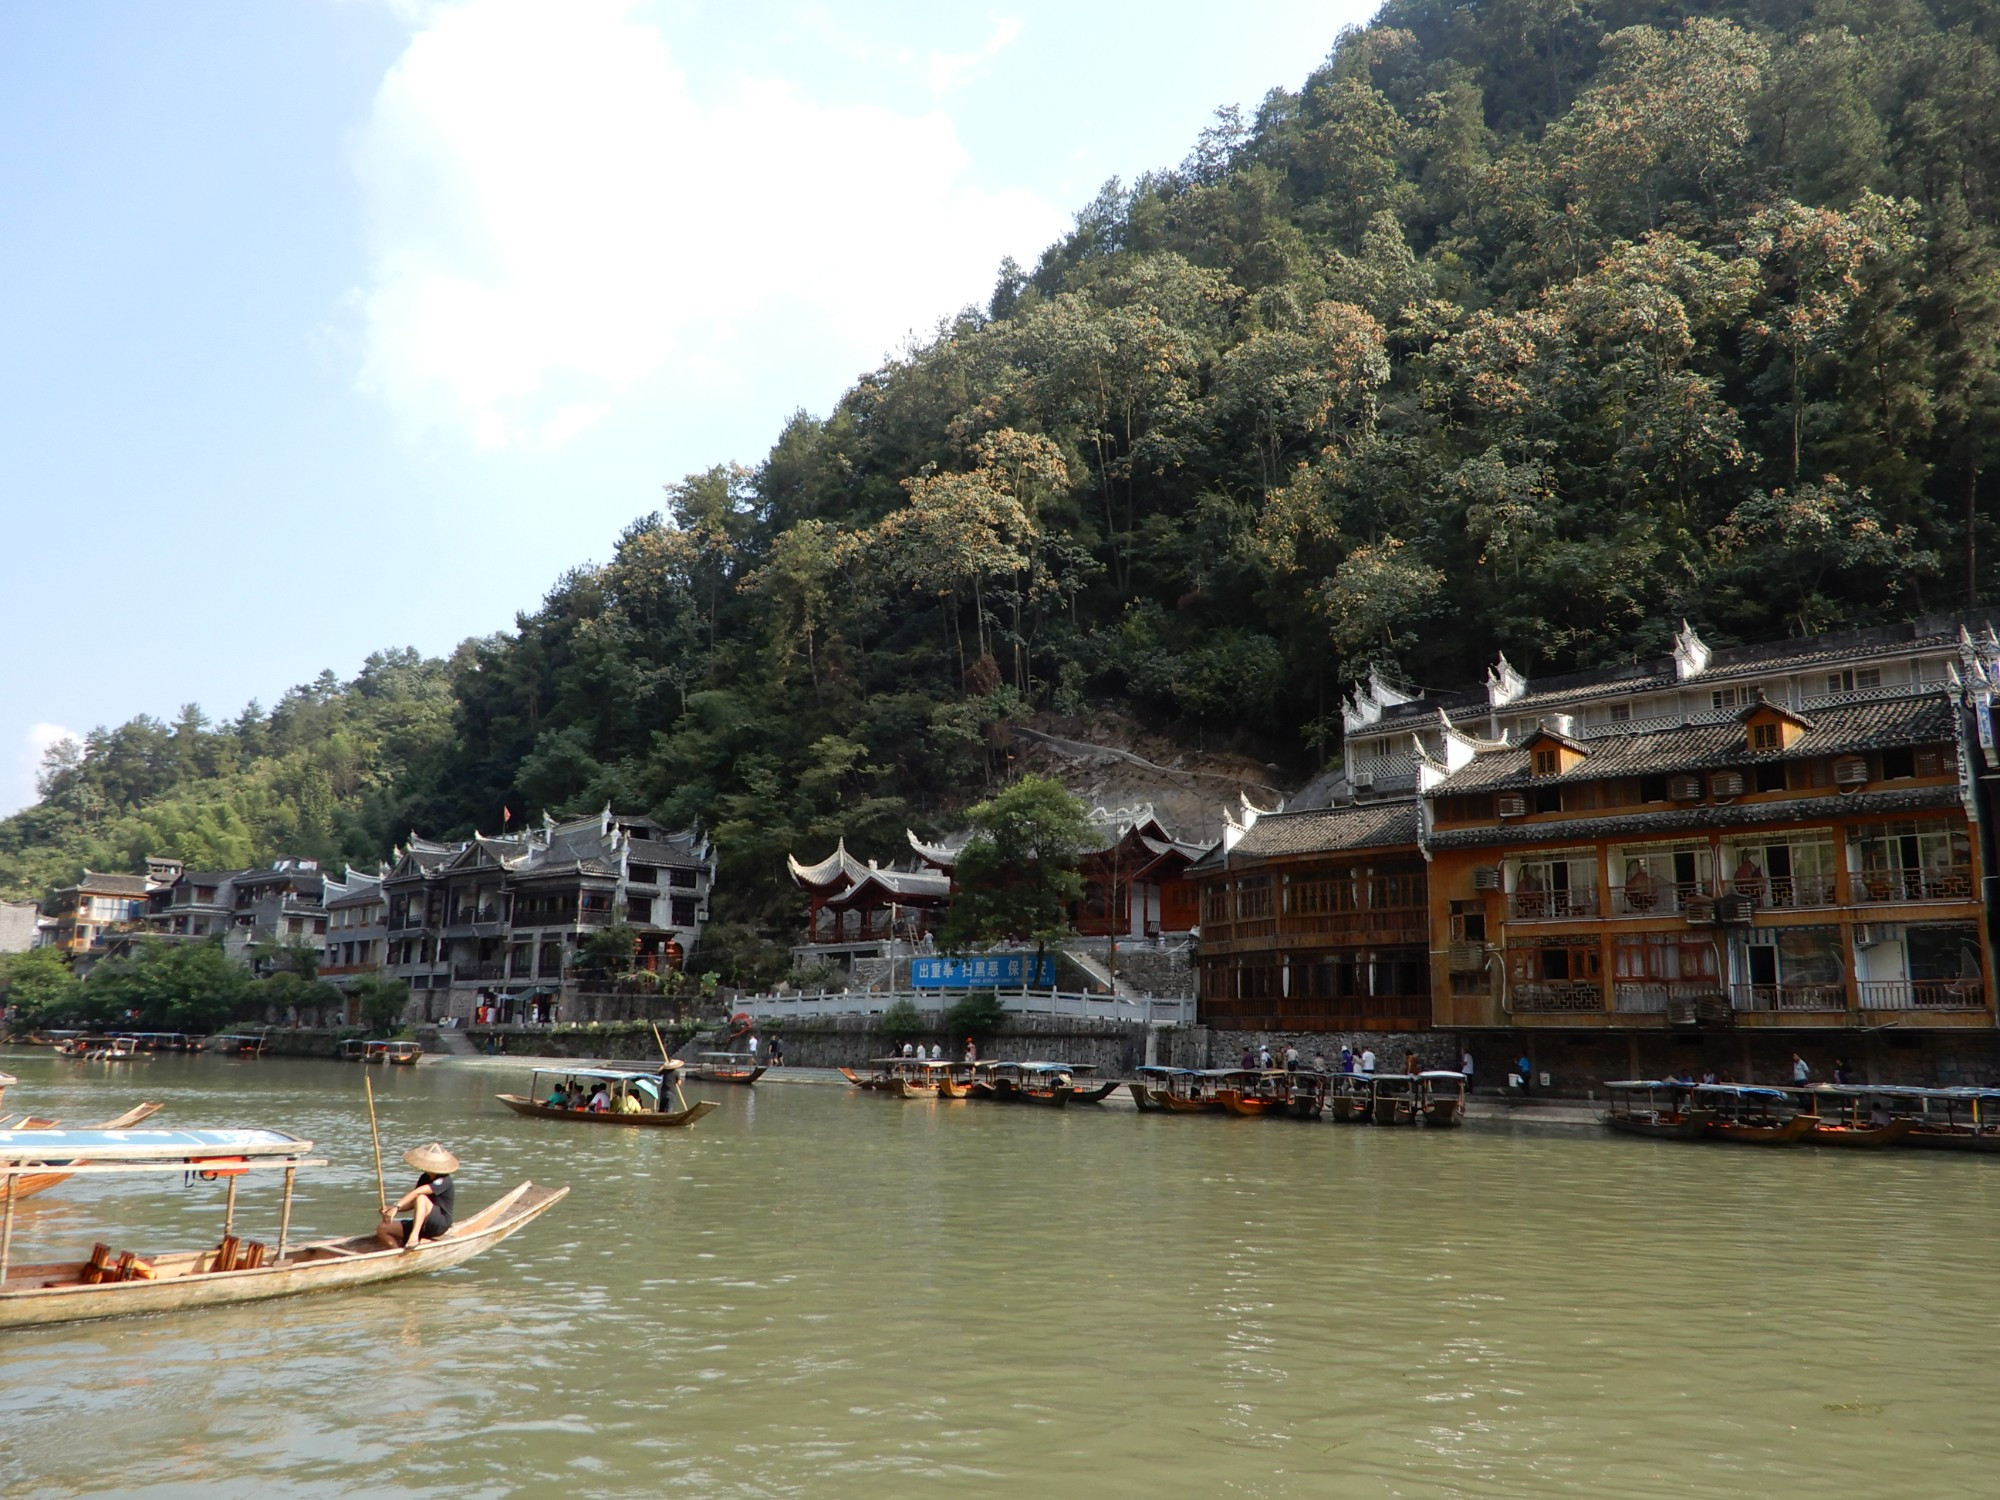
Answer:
1881 747 1915 779
625 896 652 923
1711 687 1742 710
1533 748 1560 776
1449 900 1486 943
1534 786 1563 814
1639 774 1670 803
1235 876 1273 920
1755 763 1786 793
1751 722 1780 751
1287 875 1356 915
1510 853 1598 917
670 897 697 926
1827 668 1882 693
1608 702 1631 722
669 868 697 888
1615 844 1713 914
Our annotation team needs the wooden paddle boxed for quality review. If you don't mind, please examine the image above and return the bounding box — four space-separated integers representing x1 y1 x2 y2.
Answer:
364 1074 387 1215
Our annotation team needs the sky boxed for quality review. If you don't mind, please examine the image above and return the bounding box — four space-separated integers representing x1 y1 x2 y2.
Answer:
0 0 1376 815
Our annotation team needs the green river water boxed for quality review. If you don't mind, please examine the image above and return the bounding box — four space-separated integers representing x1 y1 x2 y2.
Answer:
0 1050 1991 1498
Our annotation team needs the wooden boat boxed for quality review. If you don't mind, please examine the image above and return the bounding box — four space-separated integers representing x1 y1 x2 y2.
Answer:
1151 1068 1236 1114
1327 1073 1374 1123
1069 1080 1120 1105
495 1065 719 1128
1894 1087 2000 1151
0 1128 565 1330
1417 1071 1469 1128
1287 1071 1330 1120
0 1072 10 1108
210 1033 268 1058
78 1038 139 1062
1015 1062 1083 1106
1601 1081 1716 1141
1369 1074 1421 1126
1695 1084 1811 1145
1127 1066 1186 1111
363 1040 424 1066
1793 1085 1916 1147
1216 1070 1290 1117
687 1052 768 1085
2 1103 169 1203
337 1038 369 1061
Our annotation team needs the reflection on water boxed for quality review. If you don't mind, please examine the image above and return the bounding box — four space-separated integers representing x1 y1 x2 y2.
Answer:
1 1052 1996 1497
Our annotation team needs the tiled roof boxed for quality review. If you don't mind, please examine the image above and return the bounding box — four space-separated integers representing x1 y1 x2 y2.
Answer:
1365 612 1998 732
1209 801 1422 864
73 872 152 896
1426 785 1965 850
1431 692 1959 793
626 835 703 869
827 867 952 904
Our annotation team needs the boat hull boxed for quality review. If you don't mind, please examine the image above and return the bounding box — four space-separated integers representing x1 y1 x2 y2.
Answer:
1804 1119 1914 1148
1704 1114 1813 1146
1128 1083 1161 1111
1902 1129 2000 1152
1604 1109 1716 1141
495 1095 718 1128
1069 1081 1119 1105
0 1182 566 1330
690 1065 767 1086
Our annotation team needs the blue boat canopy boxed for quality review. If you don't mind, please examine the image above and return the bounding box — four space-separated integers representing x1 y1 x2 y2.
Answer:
0 1128 311 1164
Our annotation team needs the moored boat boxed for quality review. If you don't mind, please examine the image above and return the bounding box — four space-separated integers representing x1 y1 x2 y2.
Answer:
687 1052 768 1086
1696 1084 1811 1145
496 1065 718 1128
1794 1084 1916 1147
1216 1070 1291 1117
1601 1080 1716 1140
1898 1087 2000 1151
364 1041 424 1066
0 1102 168 1201
1369 1074 1420 1127
1417 1071 1468 1128
1326 1073 1374 1123
0 1128 565 1330
209 1032 269 1058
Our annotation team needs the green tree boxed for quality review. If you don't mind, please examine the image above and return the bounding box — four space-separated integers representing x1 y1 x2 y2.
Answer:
940 776 1093 958
0 947 81 1028
349 975 412 1033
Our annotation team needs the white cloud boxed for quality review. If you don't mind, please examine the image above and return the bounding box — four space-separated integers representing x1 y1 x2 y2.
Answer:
351 0 1064 448
4 722 80 817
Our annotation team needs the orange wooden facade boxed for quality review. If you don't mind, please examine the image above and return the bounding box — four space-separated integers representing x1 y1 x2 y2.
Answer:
1425 695 1996 1031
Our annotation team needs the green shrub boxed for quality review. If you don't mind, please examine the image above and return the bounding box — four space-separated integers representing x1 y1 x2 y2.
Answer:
879 999 924 1039
943 990 1006 1037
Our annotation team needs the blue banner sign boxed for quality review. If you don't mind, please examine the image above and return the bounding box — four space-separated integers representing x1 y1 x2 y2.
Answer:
911 955 1057 989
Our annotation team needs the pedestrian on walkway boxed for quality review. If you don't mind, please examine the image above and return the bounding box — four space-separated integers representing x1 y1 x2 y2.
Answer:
1791 1052 1810 1087
1340 1045 1354 1074
1359 1047 1377 1076
1515 1055 1533 1097
1283 1044 1299 1071
1460 1050 1474 1088
770 1036 784 1066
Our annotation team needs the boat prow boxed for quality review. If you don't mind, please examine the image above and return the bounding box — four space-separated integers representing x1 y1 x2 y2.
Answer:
0 1180 568 1330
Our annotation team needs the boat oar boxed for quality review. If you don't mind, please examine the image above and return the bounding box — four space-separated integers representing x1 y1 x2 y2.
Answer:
651 1022 689 1112
364 1074 387 1216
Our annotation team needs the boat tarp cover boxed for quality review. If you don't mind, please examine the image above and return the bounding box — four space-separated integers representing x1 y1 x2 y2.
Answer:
528 1067 672 1085
0 1128 309 1162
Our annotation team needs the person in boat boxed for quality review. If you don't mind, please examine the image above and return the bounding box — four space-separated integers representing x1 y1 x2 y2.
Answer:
589 1084 612 1112
377 1143 458 1249
616 1087 643 1115
545 1081 569 1109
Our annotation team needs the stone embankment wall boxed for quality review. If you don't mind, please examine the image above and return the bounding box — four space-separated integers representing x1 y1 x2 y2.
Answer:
1207 1029 1460 1075
1494 1030 2000 1095
721 1015 1206 1075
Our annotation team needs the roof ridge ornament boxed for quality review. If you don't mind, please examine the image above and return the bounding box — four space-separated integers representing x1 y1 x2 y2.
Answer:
1672 620 1711 681
1486 651 1526 708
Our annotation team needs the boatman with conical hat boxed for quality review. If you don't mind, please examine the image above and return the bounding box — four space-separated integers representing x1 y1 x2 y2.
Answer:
376 1142 458 1250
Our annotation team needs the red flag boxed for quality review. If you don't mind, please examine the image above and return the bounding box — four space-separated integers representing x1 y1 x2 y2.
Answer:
501 805 512 825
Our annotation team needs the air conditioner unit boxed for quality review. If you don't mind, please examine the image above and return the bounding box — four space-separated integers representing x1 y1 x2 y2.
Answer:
1472 866 1503 891
1351 769 1375 789
1496 794 1528 818
1854 924 1887 949
1715 894 1756 924
1682 896 1716 925
1834 756 1870 787
1448 943 1485 972
1669 774 1704 802
1710 771 1745 798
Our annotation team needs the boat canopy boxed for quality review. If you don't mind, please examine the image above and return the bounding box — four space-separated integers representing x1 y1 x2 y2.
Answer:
529 1066 678 1084
1690 1083 1792 1101
1133 1065 1195 1078
697 1052 756 1061
1418 1071 1467 1082
0 1128 312 1164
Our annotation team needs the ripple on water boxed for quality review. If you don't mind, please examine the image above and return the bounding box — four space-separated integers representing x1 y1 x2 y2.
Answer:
3 1055 2000 1496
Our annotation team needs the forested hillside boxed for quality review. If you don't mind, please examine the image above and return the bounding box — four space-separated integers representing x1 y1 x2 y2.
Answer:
7 0 2000 932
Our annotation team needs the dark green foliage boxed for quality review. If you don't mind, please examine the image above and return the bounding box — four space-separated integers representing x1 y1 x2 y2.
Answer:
81 939 254 1032
349 975 412 1033
0 947 81 1029
878 998 924 1039
942 990 1008 1037
939 777 1094 951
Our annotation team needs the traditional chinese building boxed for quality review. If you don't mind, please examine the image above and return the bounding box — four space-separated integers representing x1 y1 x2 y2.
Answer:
1422 687 1995 1032
787 837 953 969
1190 799 1429 1032
1070 805 1206 939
